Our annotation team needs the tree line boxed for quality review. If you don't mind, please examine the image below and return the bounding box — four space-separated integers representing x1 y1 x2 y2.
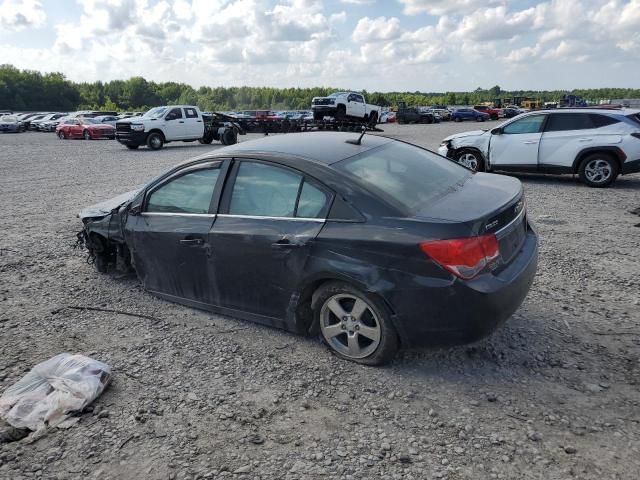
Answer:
2 64 639 113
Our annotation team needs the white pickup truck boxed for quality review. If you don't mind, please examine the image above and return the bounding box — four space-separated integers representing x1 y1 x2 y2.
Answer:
311 91 381 124
115 105 238 150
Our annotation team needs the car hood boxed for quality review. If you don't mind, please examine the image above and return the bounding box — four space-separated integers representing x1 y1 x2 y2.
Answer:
442 130 488 142
79 189 140 220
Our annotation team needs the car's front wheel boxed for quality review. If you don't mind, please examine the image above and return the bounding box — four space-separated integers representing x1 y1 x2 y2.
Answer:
578 153 619 187
58 131 65 139
454 149 484 172
146 132 164 150
83 130 91 140
315 282 398 365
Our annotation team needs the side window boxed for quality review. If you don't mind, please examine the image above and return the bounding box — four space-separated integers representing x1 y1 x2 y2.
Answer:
355 95 364 104
146 167 220 214
185 108 198 119
589 114 619 128
229 162 302 217
296 180 330 218
503 115 545 134
166 108 183 120
545 113 593 132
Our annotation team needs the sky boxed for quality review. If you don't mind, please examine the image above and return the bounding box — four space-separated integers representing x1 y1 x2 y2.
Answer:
0 0 639 92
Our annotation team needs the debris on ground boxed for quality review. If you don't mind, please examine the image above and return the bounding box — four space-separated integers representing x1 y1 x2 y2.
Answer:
0 353 111 439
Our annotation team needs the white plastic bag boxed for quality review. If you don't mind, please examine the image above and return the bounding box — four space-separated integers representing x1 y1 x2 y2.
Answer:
0 353 111 431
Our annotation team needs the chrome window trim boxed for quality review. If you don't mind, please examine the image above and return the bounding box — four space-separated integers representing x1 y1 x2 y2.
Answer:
217 214 325 223
141 212 217 218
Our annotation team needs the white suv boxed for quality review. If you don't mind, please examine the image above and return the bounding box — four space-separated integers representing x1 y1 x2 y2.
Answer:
438 108 640 187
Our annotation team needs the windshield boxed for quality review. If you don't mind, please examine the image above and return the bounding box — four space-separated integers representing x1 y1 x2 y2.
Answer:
0 115 16 122
80 118 99 124
334 141 472 213
328 92 348 98
144 107 168 118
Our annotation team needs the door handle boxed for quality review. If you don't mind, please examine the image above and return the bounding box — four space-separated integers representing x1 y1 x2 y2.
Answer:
179 120 185 123
271 238 301 248
180 237 204 246
578 138 592 142
524 140 538 144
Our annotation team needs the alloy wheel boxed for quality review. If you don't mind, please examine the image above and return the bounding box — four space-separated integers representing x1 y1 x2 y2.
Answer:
457 152 479 171
320 293 381 359
584 158 612 184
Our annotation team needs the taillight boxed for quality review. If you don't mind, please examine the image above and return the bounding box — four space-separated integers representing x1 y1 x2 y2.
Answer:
631 132 640 140
419 234 500 280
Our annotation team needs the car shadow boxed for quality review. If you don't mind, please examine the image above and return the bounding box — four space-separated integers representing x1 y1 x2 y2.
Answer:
494 171 640 190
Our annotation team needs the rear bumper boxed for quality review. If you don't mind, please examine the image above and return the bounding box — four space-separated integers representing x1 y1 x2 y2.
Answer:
389 227 538 349
622 159 640 175
116 130 146 146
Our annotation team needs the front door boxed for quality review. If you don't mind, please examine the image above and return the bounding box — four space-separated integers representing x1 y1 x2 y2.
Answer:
163 107 186 140
348 94 366 118
489 114 547 168
127 160 227 305
209 159 331 320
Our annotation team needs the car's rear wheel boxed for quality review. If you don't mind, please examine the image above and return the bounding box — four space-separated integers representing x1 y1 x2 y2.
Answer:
315 282 398 365
147 132 164 150
454 149 484 172
58 131 65 139
578 153 618 187
83 130 91 140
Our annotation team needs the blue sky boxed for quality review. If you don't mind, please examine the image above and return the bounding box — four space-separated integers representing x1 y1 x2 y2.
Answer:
1 0 639 91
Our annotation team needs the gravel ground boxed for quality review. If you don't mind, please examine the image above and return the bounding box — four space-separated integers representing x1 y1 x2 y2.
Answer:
1 123 639 480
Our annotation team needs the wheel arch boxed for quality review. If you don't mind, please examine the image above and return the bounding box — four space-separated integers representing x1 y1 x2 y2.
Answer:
572 146 626 173
146 128 166 141
291 272 400 339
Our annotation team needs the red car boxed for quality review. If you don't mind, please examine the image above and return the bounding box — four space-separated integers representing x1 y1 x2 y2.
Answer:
56 118 115 140
473 105 501 120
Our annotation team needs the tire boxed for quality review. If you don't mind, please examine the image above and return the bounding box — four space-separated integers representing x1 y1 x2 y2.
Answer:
454 117 462 122
454 149 485 172
146 132 164 150
126 145 139 150
83 130 91 140
221 128 236 145
334 105 346 121
94 254 108 273
578 153 619 188
314 281 398 365
58 131 65 140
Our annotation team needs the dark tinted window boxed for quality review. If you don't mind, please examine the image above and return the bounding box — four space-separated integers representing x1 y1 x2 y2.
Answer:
296 180 330 218
185 108 198 118
503 115 545 134
229 162 302 217
335 141 471 212
545 113 593 132
147 167 220 214
167 108 183 120
589 114 619 128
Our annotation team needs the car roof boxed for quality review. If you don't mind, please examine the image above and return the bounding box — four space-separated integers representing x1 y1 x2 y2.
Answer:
206 131 394 165
521 108 639 116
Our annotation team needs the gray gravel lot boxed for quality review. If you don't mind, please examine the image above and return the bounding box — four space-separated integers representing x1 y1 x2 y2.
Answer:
1 123 639 480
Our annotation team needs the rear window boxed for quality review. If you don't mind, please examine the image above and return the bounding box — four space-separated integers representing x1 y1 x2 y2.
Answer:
626 113 640 125
334 141 471 212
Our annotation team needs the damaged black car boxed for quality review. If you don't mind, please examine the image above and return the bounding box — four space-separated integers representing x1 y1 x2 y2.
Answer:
78 132 538 365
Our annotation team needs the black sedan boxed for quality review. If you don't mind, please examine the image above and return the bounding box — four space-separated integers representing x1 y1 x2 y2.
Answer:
78 132 538 365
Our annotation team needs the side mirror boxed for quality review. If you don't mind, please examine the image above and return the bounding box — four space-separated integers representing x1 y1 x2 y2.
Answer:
491 127 503 135
129 203 142 216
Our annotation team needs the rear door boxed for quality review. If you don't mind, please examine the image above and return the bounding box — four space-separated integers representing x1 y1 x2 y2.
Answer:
184 107 204 138
489 114 547 168
209 159 332 320
539 113 621 169
127 160 228 305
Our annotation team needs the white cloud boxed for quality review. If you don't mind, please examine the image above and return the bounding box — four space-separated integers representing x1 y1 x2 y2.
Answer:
352 16 401 43
0 0 46 30
397 0 502 16
340 0 374 4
